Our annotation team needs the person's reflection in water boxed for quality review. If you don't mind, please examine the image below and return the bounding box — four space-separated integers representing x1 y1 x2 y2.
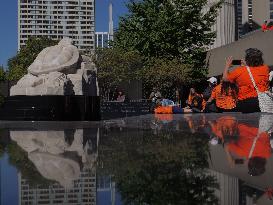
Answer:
184 114 207 134
208 116 238 143
209 115 271 176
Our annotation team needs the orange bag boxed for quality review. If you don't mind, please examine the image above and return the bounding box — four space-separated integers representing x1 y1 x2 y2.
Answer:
154 106 173 114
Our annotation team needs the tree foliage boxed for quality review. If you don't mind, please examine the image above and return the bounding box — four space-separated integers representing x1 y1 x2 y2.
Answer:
98 128 219 205
93 47 144 100
95 0 223 99
7 142 55 186
7 37 57 81
140 57 204 97
0 66 6 82
114 0 222 65
0 134 54 186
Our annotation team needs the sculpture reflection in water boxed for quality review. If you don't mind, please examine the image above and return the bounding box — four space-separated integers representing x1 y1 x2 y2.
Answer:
98 127 220 205
2 128 98 205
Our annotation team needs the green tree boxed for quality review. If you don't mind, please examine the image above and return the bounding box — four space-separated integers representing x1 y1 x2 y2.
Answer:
140 57 199 97
7 37 57 81
0 66 6 81
0 135 54 186
7 142 55 186
108 0 223 98
114 0 222 65
93 47 144 100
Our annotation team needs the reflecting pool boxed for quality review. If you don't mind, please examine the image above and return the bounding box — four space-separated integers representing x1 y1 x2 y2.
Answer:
0 113 273 205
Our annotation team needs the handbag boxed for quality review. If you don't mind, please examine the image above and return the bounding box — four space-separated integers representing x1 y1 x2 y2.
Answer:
258 114 273 133
246 66 273 113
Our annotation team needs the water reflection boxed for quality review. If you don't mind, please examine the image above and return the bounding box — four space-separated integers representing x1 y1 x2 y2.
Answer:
208 115 271 176
0 114 273 204
183 114 273 204
0 128 98 204
98 127 219 205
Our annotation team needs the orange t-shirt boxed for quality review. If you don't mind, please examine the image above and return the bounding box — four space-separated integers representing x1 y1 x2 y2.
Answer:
211 84 237 109
227 65 269 100
227 124 271 159
187 95 193 105
210 116 237 140
188 93 202 105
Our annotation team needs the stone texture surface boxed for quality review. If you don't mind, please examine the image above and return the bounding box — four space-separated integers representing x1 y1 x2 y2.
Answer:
10 72 70 96
28 38 79 75
10 38 98 96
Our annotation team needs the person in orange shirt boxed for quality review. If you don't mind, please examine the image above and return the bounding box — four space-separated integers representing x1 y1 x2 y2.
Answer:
207 80 238 112
223 48 269 113
186 88 198 106
262 20 268 32
185 88 203 112
209 116 238 143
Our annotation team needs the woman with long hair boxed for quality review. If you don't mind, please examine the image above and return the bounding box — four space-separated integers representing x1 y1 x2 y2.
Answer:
207 80 238 112
186 88 203 112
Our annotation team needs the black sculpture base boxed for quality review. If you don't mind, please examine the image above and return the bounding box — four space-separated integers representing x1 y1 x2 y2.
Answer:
101 101 152 120
0 96 100 121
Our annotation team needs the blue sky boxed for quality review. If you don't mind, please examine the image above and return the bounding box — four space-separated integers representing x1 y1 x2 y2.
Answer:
0 154 18 205
0 0 128 68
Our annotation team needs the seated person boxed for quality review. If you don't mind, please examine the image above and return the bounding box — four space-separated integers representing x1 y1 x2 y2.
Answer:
183 88 203 113
206 80 238 112
223 49 269 113
190 94 203 113
116 91 126 102
149 88 162 102
186 88 201 107
202 77 217 101
154 99 187 114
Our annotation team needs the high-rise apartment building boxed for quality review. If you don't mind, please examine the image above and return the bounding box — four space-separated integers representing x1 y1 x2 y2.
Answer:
18 0 95 52
19 169 96 205
252 0 272 25
236 0 254 38
95 2 113 48
236 0 273 38
95 32 111 48
206 0 236 49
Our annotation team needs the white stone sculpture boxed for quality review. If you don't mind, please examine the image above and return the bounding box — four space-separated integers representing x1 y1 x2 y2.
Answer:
28 38 79 75
10 38 98 96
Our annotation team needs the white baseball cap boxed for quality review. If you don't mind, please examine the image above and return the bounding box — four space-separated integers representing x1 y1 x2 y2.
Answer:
269 71 273 81
207 77 217 84
209 137 219 145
